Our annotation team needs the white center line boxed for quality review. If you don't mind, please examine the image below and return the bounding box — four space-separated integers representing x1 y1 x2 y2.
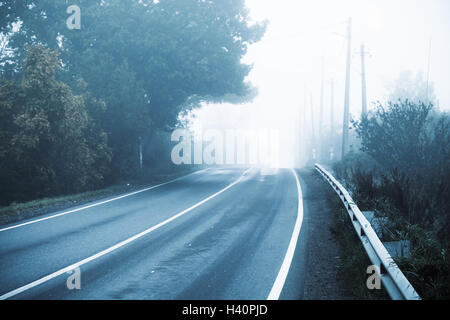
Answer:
0 168 249 300
0 169 209 233
267 168 304 300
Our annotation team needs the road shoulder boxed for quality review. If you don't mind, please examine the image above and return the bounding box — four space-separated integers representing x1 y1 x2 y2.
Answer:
294 168 355 300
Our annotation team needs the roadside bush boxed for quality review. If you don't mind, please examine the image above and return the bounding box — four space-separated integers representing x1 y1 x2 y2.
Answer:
332 100 450 299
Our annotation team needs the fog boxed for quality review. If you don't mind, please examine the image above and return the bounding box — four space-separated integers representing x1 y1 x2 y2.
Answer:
192 0 450 168
1 1 448 301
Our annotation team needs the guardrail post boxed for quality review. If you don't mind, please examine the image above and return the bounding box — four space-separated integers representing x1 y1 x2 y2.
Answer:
314 163 421 300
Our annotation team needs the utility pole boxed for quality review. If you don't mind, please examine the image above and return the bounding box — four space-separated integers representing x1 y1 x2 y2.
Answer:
426 39 432 105
341 17 352 160
303 85 308 164
330 79 335 136
310 92 316 160
326 78 335 161
360 42 368 117
304 85 308 134
294 98 301 167
319 56 325 161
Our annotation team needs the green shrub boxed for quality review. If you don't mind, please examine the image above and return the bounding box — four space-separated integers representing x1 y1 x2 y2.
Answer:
331 100 450 299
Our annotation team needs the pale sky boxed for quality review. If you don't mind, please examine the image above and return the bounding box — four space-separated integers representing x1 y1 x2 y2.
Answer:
192 0 450 167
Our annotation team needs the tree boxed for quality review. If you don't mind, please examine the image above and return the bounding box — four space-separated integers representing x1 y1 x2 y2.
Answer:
387 70 436 106
1 0 266 180
356 100 432 173
0 45 111 204
355 100 450 228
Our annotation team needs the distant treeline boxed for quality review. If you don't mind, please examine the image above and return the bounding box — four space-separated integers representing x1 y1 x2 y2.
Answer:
0 0 267 205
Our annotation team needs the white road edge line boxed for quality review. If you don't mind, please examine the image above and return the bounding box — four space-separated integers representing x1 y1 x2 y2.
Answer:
0 169 210 233
267 168 304 300
0 168 249 300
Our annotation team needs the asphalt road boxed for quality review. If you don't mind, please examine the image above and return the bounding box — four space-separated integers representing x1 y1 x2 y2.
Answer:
0 167 311 300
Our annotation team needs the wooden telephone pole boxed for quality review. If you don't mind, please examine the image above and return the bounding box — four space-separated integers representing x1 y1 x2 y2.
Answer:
330 79 335 137
319 56 325 161
360 42 368 117
341 17 352 160
310 92 316 160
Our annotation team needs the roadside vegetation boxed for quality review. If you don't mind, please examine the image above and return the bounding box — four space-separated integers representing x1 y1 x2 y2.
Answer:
324 178 388 299
0 1 266 207
331 100 450 299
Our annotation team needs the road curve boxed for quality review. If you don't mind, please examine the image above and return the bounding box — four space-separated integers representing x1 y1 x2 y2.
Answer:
0 167 307 300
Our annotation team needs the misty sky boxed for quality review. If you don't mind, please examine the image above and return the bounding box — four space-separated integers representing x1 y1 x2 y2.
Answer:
192 0 450 167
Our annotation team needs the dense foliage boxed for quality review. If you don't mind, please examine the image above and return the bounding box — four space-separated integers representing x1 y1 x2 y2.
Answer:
354 100 450 230
0 45 111 203
333 100 450 299
0 0 266 204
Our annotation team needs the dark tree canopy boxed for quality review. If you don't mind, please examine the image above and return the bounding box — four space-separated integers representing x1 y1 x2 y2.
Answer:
2 0 266 129
0 0 266 202
0 45 111 204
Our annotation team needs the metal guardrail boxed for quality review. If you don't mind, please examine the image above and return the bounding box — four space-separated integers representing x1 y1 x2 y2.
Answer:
315 164 421 300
